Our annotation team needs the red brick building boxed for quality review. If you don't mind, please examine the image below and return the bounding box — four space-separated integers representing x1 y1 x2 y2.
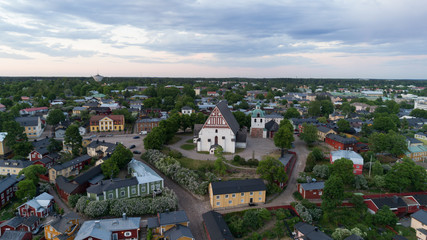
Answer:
297 182 325 199
136 117 161 133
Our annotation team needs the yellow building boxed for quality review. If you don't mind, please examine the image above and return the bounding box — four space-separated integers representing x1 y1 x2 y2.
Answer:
48 155 92 183
0 132 10 157
209 179 266 209
45 212 80 240
15 116 43 138
89 115 124 132
147 210 194 240
0 159 32 176
317 126 336 142
72 107 86 116
411 209 427 240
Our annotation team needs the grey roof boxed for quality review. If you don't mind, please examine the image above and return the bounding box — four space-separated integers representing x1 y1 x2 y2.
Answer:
147 210 189 228
38 157 54 164
136 117 161 123
393 235 408 240
235 129 247 143
264 113 283 119
413 195 427 206
407 137 423 144
0 174 24 193
279 154 294 167
202 211 234 240
0 216 39 228
412 209 427 224
300 181 325 191
344 234 364 240
32 137 50 150
73 107 86 111
49 212 80 233
182 106 193 110
128 159 163 184
75 216 140 240
294 222 332 240
15 116 39 127
193 124 203 137
53 155 91 171
0 230 30 240
265 120 279 132
216 101 240 134
0 159 32 169
86 177 139 195
210 179 266 195
73 165 102 185
371 196 407 209
87 140 117 153
317 125 333 133
55 176 79 194
326 134 358 144
164 225 194 240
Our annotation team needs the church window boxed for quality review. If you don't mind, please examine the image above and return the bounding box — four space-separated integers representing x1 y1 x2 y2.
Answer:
215 129 218 133
260 119 263 123
254 119 257 123
257 113 260 117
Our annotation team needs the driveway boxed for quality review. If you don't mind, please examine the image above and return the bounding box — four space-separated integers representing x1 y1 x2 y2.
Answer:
169 134 278 161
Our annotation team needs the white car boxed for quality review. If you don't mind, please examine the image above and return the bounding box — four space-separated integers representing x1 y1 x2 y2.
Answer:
140 131 148 135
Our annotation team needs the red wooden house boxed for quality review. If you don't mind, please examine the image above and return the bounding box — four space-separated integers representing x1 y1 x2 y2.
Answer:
325 133 358 150
365 196 411 215
29 137 51 161
0 216 40 235
0 175 24 209
0 230 33 240
17 192 54 218
297 182 325 199
74 214 140 240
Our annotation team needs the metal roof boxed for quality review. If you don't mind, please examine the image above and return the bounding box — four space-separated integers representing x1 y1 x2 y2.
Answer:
300 181 325 191
202 211 234 240
75 216 140 240
210 179 266 195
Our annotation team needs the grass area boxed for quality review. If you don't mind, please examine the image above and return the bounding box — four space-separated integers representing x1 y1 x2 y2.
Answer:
167 136 182 145
180 144 196 151
395 225 416 240
197 151 210 154
176 157 214 171
185 139 194 143
0 201 18 220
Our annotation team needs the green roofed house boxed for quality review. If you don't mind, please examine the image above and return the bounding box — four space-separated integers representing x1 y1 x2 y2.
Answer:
87 159 163 201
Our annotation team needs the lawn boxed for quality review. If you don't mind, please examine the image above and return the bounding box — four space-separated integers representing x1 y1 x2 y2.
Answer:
185 139 194 143
180 144 196 151
176 157 214 171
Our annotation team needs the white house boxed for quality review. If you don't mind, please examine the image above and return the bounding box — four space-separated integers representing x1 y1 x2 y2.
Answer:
250 103 283 138
195 101 246 154
181 106 194 115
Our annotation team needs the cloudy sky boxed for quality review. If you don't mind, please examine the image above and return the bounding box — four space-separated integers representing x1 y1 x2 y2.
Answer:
0 0 426 78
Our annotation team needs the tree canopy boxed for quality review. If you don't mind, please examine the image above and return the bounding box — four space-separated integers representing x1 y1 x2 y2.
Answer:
385 158 427 192
46 109 65 125
256 157 287 193
300 123 317 146
64 124 82 156
330 158 355 185
273 125 294 154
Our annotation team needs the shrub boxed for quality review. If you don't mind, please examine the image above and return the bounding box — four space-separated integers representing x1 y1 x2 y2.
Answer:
143 150 216 195
68 194 82 208
293 191 303 201
84 200 109 218
76 196 89 213
168 149 183 159
313 164 329 179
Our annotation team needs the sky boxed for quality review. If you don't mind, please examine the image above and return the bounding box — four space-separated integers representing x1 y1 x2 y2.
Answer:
0 0 427 79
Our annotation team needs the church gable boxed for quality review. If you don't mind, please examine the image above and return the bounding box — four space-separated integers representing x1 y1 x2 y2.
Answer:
203 107 230 129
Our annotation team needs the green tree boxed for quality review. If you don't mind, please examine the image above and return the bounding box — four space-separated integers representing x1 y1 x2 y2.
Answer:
300 123 317 146
101 158 120 178
283 107 300 119
279 119 293 132
369 131 407 157
385 158 427 192
373 115 397 132
143 127 166 150
371 161 383 176
273 126 294 155
64 124 82 156
16 179 37 200
317 117 327 123
256 157 287 193
330 158 355 185
46 109 65 126
233 111 250 129
3 120 33 156
337 119 351 133
179 114 191 132
322 175 344 212
410 109 427 118
308 101 322 117
48 138 62 152
110 144 133 169
214 146 227 175
374 205 398 226
320 100 334 116
18 165 46 185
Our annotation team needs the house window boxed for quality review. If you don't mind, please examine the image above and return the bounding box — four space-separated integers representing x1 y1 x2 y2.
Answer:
259 197 262 201
216 195 220 199
225 194 229 199
151 185 155 190
124 232 132 237
141 186 146 192
241 199 244 203
259 191 262 195
108 193 113 199
232 194 236 198
112 233 118 240
208 139 211 142
121 191 125 197
241 193 244 196
250 192 253 196
216 202 220 206
131 188 136 194
228 200 232 204
319 192 322 195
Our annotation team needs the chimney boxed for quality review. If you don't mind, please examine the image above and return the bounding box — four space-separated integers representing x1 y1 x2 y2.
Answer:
94 220 100 228
122 213 127 220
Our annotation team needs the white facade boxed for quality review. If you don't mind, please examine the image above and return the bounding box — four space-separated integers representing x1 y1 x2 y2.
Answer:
197 127 236 153
414 97 427 110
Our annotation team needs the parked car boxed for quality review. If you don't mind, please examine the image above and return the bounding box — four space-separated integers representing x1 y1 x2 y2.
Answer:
129 145 136 149
249 202 257 207
140 131 148 135
133 150 141 154
99 135 106 138
90 135 97 138
133 136 140 139
106 134 113 137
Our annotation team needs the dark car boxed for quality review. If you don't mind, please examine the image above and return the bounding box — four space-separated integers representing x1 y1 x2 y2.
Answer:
129 145 136 149
133 136 140 139
133 150 141 154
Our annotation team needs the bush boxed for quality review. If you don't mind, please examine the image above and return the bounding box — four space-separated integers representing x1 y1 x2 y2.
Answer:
168 149 183 159
84 200 109 218
76 196 89 213
313 164 329 179
304 154 316 172
293 191 303 201
68 194 82 208
143 150 216 195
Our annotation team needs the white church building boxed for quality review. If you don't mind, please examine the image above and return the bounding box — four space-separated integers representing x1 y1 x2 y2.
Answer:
250 103 284 138
194 101 247 154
